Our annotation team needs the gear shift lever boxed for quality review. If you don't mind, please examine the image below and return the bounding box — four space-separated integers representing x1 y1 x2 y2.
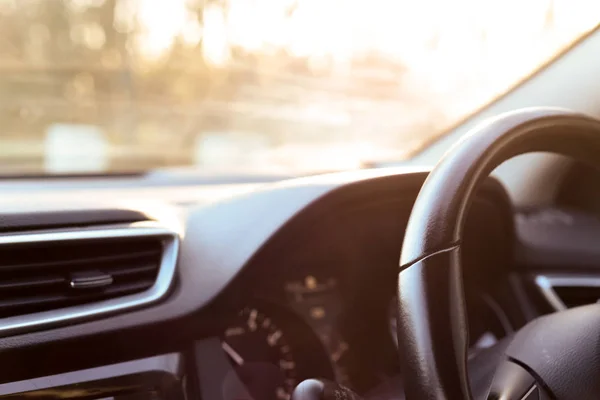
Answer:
291 379 363 400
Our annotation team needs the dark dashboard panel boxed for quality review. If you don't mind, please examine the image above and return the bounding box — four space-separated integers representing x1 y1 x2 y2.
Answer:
0 168 518 396
556 161 600 215
209 171 517 393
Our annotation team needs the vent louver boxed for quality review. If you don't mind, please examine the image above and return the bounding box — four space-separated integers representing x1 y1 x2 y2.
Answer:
0 223 178 335
535 275 600 311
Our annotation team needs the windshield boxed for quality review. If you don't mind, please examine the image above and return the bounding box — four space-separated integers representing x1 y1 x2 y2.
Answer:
0 0 598 175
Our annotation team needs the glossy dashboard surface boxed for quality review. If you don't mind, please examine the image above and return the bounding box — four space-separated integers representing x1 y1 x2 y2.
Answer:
0 168 521 398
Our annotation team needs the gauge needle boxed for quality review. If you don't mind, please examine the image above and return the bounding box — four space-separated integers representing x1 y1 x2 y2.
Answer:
221 341 245 366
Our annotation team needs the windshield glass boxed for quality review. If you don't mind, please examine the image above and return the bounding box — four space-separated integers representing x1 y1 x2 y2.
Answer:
0 0 598 175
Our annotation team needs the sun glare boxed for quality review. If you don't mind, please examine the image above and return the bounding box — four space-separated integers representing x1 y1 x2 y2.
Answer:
135 0 188 57
133 0 599 80
128 0 599 170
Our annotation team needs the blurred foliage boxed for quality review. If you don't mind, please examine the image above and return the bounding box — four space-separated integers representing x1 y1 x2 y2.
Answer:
0 0 413 170
0 1 223 127
0 0 239 169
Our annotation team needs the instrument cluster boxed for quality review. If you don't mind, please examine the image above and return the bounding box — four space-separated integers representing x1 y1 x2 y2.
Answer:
216 273 368 400
210 272 515 400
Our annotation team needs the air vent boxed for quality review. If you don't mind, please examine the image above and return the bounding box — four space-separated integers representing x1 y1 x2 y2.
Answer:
0 238 161 317
535 275 600 311
0 223 178 335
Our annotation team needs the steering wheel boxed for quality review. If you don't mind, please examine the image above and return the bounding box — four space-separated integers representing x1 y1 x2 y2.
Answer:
397 107 600 400
291 108 600 400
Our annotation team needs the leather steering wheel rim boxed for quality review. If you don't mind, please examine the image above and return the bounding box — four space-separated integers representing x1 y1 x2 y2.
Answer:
396 107 600 399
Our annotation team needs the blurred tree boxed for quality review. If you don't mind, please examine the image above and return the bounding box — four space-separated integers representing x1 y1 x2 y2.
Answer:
0 0 417 171
0 0 235 144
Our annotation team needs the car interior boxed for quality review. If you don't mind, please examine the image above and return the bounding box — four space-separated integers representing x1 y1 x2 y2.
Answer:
2 2 600 400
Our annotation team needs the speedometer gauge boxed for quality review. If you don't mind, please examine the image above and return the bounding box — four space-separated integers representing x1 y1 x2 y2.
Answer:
222 307 298 400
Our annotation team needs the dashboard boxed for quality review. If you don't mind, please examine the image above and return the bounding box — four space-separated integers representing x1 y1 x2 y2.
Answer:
192 170 521 399
0 168 538 399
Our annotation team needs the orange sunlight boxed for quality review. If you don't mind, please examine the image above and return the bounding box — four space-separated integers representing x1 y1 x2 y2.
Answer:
135 0 599 114
128 0 600 170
